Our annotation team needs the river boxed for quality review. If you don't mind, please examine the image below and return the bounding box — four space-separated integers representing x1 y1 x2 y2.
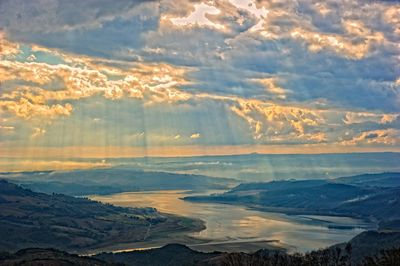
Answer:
90 189 375 253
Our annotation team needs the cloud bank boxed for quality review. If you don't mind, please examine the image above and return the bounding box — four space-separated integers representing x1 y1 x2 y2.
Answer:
0 0 399 155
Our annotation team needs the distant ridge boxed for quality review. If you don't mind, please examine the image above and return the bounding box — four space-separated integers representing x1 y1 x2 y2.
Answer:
184 172 400 228
0 169 235 196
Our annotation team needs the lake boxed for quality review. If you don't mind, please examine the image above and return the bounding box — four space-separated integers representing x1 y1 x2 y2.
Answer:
90 190 375 253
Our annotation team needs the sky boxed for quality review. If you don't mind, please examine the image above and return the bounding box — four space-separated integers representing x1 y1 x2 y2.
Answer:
0 0 400 163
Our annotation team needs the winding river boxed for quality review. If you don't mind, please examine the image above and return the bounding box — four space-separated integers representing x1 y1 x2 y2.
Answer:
90 190 375 253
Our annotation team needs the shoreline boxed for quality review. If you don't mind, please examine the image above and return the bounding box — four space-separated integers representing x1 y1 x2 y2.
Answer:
81 213 208 256
183 198 377 228
83 237 287 256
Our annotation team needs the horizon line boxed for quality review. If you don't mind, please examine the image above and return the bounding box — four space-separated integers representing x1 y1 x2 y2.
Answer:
1 144 400 159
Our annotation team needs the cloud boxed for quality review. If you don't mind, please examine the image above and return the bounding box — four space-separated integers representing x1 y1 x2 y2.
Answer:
0 31 20 57
340 129 400 146
0 159 111 172
252 1 393 60
151 0 400 112
190 133 201 139
290 21 384 60
31 127 47 138
163 0 261 34
312 2 331 17
0 99 73 120
0 0 155 33
228 98 325 141
169 2 225 30
1 0 400 151
2 0 396 112
0 125 14 131
251 77 288 99
384 5 400 35
0 37 192 120
343 112 398 125
3 33 396 147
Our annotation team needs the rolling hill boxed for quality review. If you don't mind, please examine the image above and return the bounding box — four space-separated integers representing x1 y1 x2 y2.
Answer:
0 180 203 252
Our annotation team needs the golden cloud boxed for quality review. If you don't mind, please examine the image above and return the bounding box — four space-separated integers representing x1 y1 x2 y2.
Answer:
384 5 400 35
0 97 73 120
0 38 192 121
229 97 325 140
1 35 398 146
0 32 20 58
252 2 388 59
290 21 384 60
343 112 398 125
340 129 400 146
190 133 201 139
251 77 287 99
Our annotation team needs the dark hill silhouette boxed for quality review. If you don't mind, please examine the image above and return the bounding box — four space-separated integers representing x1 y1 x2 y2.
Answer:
2 235 400 266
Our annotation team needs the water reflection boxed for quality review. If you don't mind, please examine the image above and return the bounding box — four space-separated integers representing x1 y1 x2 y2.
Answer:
90 190 374 253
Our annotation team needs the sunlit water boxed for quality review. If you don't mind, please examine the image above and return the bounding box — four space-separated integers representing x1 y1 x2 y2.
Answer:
90 190 375 253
